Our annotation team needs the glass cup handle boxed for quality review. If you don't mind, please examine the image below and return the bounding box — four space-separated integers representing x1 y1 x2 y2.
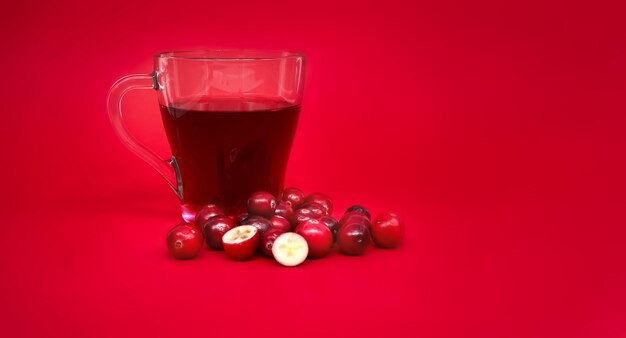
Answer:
107 73 182 200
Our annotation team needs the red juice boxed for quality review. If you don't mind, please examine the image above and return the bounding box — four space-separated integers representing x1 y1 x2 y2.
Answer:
159 96 300 215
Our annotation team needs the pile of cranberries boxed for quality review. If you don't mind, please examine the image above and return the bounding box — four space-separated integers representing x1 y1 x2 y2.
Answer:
166 188 405 266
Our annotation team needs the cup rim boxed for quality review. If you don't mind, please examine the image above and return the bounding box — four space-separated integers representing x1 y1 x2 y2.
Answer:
155 49 304 61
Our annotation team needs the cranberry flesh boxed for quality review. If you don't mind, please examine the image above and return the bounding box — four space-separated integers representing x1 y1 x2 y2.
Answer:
371 212 405 248
241 216 272 235
260 227 286 257
295 219 333 258
202 215 236 250
339 211 371 229
280 187 306 208
303 193 333 215
195 204 225 225
300 202 327 218
270 215 292 232
337 223 370 255
274 201 294 221
166 224 203 259
247 191 277 218
345 205 371 220
318 216 340 241
222 226 260 261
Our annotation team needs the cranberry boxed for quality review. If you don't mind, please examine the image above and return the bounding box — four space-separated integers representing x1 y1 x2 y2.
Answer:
233 211 249 226
339 211 371 229
318 216 340 241
295 219 333 258
290 207 321 226
270 215 292 232
195 204 225 225
247 191 277 218
337 223 370 255
260 227 286 257
241 216 272 235
272 232 309 267
371 212 405 248
222 225 260 261
345 205 371 220
274 201 294 220
280 187 306 208
201 215 236 250
300 202 327 218
303 192 333 215
166 224 203 259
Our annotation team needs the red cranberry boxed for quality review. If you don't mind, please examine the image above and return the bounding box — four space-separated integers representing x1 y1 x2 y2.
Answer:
233 211 249 226
202 215 236 250
270 215 292 232
345 205 371 220
318 216 340 241
222 226 260 261
247 191 277 218
371 212 405 248
166 224 203 259
280 187 306 208
339 211 371 229
290 207 321 226
337 222 370 255
260 227 286 257
300 202 327 218
303 192 333 215
241 216 272 235
274 201 294 220
195 204 225 225
295 219 333 258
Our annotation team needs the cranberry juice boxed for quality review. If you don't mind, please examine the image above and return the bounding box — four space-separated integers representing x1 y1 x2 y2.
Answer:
160 97 300 215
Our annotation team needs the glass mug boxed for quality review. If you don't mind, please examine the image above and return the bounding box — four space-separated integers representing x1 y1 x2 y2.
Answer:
107 50 305 222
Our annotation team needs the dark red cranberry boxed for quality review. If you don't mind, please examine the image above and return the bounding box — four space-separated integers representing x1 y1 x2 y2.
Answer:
201 215 236 250
303 192 333 215
247 191 277 218
195 204 225 225
371 212 405 248
233 211 249 226
345 205 371 220
337 222 370 255
166 224 203 259
300 202 327 218
295 219 333 258
290 207 321 226
241 216 272 235
260 227 286 257
274 201 294 220
318 216 340 241
270 215 292 232
280 187 306 208
339 211 371 229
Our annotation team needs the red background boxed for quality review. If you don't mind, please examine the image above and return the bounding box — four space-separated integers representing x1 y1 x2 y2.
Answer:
1 0 626 337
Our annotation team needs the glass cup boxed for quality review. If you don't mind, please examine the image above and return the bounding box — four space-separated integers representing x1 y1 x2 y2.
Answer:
107 50 305 221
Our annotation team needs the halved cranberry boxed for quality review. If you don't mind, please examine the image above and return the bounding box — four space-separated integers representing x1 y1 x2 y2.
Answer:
247 191 277 218
303 192 333 215
371 212 405 248
222 226 260 261
202 215 236 250
345 205 371 220
270 215 292 232
280 187 305 208
166 224 203 259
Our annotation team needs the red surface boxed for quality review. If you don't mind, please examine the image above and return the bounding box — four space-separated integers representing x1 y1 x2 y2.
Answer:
1 0 626 337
